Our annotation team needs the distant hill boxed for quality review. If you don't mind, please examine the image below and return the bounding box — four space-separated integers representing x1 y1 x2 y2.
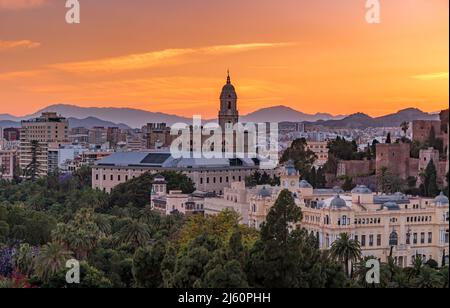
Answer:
0 117 131 130
28 104 190 128
67 117 130 129
0 120 20 128
240 105 345 123
0 104 441 129
308 108 439 128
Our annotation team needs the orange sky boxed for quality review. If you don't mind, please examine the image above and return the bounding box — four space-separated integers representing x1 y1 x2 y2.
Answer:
0 0 448 118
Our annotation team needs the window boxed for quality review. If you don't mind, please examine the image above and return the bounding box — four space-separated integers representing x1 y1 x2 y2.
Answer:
421 233 425 244
406 233 411 245
389 232 399 246
361 235 366 247
369 235 374 247
413 233 418 245
377 234 382 246
428 232 433 244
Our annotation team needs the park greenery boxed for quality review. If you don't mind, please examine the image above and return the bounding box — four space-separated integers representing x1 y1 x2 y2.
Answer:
0 167 447 288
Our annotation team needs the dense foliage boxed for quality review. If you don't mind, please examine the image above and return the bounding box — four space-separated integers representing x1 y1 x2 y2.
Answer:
0 169 447 288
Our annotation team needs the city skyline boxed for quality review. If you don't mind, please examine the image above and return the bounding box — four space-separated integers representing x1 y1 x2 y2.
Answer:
0 0 448 118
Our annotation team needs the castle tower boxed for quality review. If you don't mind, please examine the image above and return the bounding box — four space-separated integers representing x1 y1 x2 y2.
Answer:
218 71 239 131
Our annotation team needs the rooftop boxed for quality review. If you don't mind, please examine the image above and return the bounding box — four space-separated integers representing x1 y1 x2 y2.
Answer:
95 151 259 169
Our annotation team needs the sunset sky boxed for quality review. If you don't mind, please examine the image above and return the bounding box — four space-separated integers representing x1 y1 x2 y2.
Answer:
0 0 448 118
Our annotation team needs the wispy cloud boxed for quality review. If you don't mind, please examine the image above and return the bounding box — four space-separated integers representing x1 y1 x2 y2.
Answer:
0 0 47 10
0 40 41 51
50 42 294 73
412 72 449 81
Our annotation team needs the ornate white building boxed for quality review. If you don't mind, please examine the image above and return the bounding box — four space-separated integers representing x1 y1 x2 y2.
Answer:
204 161 450 267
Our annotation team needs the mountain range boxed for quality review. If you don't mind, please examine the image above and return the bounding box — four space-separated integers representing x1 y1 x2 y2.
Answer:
0 104 443 129
0 104 344 128
305 108 440 129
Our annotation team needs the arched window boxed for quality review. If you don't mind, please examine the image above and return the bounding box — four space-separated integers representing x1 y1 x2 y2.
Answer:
389 231 399 246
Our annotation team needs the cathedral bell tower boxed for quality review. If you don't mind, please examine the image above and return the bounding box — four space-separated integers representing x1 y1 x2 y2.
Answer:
218 71 239 131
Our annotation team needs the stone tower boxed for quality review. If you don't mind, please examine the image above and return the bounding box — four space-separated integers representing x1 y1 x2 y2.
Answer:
218 71 239 131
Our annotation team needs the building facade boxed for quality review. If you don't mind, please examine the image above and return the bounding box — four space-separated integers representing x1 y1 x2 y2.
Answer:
19 112 69 177
92 152 261 194
203 162 449 267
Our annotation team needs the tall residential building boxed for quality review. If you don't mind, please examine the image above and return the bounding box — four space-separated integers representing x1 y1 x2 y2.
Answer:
0 149 17 180
88 127 108 146
20 112 69 178
107 127 122 148
3 127 21 141
143 123 175 150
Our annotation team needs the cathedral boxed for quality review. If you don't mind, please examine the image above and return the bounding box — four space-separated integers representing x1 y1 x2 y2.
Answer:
218 71 239 131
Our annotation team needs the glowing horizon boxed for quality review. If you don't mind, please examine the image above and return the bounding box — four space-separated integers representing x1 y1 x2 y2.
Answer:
0 0 448 118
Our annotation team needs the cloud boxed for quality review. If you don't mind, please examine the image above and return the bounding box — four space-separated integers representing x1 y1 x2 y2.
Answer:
0 40 41 51
50 42 294 73
0 0 47 10
412 72 449 81
0 69 45 81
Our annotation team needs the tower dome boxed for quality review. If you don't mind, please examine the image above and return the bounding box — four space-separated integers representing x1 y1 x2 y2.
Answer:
220 72 237 100
351 185 372 194
330 195 348 209
218 71 239 130
435 192 449 206
383 202 401 211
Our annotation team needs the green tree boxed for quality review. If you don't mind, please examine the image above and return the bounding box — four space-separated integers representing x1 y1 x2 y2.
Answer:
255 190 303 287
35 242 72 283
341 176 355 192
330 233 362 278
117 220 152 250
201 249 248 288
412 266 444 288
14 243 36 277
377 167 405 194
328 137 360 160
400 121 410 137
23 140 44 181
109 171 195 208
281 138 317 177
420 160 439 197
0 220 9 243
44 261 113 288
52 208 108 259
132 241 166 288
386 133 392 144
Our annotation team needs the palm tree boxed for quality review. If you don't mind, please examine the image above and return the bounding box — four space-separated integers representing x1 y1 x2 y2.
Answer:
330 233 362 277
440 266 449 288
35 243 72 283
408 255 424 282
14 244 36 277
117 220 152 249
413 266 443 288
400 121 410 137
